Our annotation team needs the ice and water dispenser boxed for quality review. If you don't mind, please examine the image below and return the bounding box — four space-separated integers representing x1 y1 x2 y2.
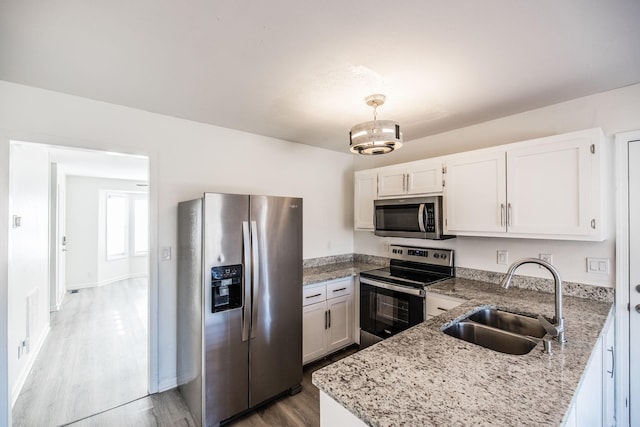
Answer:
211 264 243 313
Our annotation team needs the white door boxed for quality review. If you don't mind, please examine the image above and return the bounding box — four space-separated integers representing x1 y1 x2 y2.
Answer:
377 168 406 197
444 150 507 233
405 160 442 195
302 301 327 364
629 141 640 424
506 137 594 236
326 295 352 353
56 186 67 306
354 170 377 230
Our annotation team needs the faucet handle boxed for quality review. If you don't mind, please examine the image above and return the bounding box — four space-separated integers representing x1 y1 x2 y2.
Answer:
537 315 559 337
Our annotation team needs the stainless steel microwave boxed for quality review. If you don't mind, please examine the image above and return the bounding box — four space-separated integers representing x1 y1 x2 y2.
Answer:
374 196 454 240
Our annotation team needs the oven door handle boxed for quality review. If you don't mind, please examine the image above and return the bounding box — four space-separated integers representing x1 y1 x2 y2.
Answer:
417 203 426 232
360 277 425 297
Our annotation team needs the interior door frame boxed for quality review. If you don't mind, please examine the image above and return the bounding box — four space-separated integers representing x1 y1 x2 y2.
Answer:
0 131 159 427
614 129 640 427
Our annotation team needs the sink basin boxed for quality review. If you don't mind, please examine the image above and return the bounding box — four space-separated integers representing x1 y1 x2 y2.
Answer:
443 321 539 355
467 309 546 338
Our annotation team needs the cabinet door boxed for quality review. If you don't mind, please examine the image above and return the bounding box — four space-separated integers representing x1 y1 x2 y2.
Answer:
602 314 615 427
378 168 406 197
445 151 507 233
506 134 598 237
575 335 604 426
326 295 353 353
406 161 442 195
303 302 327 364
354 170 377 230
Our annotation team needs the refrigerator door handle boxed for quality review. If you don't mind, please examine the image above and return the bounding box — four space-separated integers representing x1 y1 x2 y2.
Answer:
241 221 252 342
250 221 260 339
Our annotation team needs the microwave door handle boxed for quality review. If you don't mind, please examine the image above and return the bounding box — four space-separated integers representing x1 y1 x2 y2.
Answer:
418 204 426 232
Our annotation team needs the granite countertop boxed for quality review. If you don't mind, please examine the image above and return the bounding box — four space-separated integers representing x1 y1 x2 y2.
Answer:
303 262 383 286
312 277 612 427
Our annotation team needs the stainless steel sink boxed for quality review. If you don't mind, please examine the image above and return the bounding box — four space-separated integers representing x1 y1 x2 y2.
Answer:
467 309 546 338
443 321 539 355
442 308 545 355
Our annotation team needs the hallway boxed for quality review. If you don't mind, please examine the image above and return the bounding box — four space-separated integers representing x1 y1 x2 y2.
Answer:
12 279 148 427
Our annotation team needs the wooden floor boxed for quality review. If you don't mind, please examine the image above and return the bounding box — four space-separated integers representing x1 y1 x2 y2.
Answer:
12 279 148 427
57 346 358 427
11 275 358 426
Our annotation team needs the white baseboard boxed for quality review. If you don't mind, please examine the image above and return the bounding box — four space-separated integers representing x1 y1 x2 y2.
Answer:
11 323 50 407
67 273 149 290
158 377 178 393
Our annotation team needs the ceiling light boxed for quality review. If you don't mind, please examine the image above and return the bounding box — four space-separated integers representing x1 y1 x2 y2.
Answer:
349 94 403 155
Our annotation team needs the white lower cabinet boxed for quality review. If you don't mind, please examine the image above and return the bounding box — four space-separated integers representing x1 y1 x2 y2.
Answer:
563 309 614 426
425 292 466 319
303 278 354 364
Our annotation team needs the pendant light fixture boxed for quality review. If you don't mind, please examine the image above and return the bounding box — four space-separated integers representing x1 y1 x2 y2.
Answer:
349 94 402 155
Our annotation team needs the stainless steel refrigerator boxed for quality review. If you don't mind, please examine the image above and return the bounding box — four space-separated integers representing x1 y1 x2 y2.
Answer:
177 193 303 427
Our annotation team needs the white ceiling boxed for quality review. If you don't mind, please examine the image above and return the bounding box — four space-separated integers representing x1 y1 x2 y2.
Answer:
2 1 640 153
47 145 149 182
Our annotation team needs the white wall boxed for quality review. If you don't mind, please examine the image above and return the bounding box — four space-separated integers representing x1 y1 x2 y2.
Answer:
354 83 640 288
7 142 50 406
66 175 149 289
66 176 148 289
0 80 354 397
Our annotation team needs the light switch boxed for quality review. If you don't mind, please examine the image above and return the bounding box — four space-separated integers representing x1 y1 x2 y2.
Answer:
586 257 609 274
161 246 172 261
497 250 508 265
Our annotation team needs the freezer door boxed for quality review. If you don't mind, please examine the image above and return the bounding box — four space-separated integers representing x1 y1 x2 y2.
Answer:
249 195 303 407
203 193 250 426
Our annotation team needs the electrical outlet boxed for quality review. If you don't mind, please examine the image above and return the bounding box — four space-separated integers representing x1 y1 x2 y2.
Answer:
539 253 553 266
586 257 609 274
497 250 508 265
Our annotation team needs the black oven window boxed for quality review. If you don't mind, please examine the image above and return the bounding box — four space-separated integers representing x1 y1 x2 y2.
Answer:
360 283 424 340
376 294 409 327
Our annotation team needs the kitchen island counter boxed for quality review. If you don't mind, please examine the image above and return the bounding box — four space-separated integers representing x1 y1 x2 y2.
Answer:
312 277 612 426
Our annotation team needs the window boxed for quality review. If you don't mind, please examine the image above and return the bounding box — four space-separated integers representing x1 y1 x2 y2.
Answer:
133 196 148 255
106 194 127 259
104 191 148 260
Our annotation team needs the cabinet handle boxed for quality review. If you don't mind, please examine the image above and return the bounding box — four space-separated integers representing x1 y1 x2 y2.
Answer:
436 307 447 311
607 346 614 378
332 288 347 293
507 203 512 227
500 203 505 227
306 293 322 299
328 309 331 328
402 174 406 192
324 310 328 330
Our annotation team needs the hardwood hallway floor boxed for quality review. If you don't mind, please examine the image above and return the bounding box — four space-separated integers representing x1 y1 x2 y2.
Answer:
12 278 148 427
58 346 359 427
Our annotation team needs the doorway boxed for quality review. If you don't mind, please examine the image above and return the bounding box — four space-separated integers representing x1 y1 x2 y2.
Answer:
615 130 640 426
7 141 150 426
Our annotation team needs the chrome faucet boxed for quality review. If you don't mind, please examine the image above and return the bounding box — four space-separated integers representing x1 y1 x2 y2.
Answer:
499 258 566 343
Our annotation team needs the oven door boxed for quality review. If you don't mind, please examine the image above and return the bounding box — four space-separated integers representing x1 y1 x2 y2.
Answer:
359 277 425 348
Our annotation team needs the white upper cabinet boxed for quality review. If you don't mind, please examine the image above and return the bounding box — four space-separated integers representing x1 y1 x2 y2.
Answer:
354 170 377 230
444 128 604 241
444 150 507 234
378 159 443 198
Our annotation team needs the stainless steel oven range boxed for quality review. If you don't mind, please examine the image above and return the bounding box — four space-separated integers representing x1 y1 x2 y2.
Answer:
359 245 454 349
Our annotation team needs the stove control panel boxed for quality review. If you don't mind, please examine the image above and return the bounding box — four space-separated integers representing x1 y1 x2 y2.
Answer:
389 245 453 267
